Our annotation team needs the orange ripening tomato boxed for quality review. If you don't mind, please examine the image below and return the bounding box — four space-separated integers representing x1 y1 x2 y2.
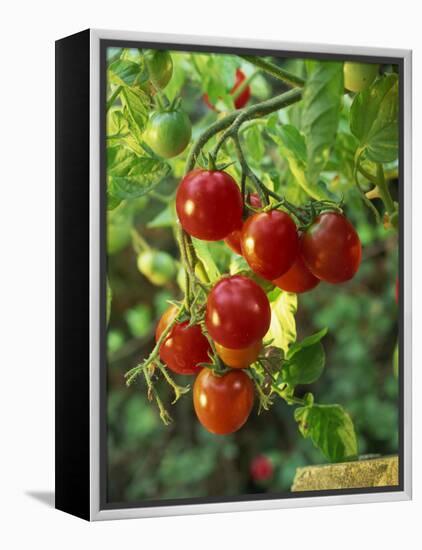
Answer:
215 340 262 369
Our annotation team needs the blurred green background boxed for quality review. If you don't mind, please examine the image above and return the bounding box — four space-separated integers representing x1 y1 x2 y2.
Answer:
106 50 399 504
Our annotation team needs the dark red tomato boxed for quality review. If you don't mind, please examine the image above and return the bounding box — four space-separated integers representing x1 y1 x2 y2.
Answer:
250 455 273 482
156 305 210 375
215 339 262 369
301 212 362 284
224 193 262 255
241 211 299 280
273 251 320 294
205 275 271 349
193 368 254 434
204 69 251 111
176 169 243 241
231 69 251 109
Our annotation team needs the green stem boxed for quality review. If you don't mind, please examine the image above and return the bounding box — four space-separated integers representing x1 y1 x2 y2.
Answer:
106 85 122 111
231 69 259 102
239 55 305 88
125 307 183 386
185 87 302 175
131 228 151 253
376 163 395 215
353 149 381 223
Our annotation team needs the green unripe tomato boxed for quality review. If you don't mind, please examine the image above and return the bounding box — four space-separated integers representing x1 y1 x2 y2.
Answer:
344 62 379 92
144 50 173 90
137 249 177 286
143 108 192 159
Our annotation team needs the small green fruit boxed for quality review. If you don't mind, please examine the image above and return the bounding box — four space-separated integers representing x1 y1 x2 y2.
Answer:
143 108 192 159
344 62 379 92
137 249 177 286
144 50 173 90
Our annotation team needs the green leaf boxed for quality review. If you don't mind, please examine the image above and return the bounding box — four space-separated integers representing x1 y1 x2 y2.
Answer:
266 124 327 201
109 155 171 200
266 291 297 354
302 61 344 185
350 74 399 162
108 59 147 87
286 328 328 359
147 203 176 228
295 404 358 462
282 341 325 386
120 86 150 134
244 125 265 163
191 238 221 282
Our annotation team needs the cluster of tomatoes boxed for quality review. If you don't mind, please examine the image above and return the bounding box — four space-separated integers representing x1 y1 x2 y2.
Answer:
153 168 362 435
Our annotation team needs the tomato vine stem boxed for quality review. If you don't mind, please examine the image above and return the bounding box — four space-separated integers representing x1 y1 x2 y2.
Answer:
239 55 305 88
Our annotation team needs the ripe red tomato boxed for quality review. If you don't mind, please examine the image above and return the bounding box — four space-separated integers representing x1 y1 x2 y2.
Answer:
301 212 362 284
215 339 262 369
156 306 210 375
224 193 262 255
204 69 251 111
193 368 254 434
250 455 273 482
241 210 299 280
176 169 243 241
273 248 320 294
205 275 271 349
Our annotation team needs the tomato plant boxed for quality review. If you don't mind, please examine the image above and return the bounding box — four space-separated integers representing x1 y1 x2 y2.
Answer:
250 455 273 482
301 212 362 284
204 68 251 111
241 211 299 280
137 249 177 286
224 192 262 254
156 305 210 375
143 103 192 159
344 61 379 92
205 275 271 349
193 368 254 434
144 49 173 90
215 340 262 369
176 169 243 240
273 252 320 293
106 47 399 467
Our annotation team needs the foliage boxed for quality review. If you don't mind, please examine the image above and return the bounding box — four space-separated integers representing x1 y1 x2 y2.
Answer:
106 48 399 502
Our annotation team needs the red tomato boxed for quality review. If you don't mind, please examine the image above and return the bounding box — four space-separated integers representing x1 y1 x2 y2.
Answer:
176 169 243 241
205 275 271 349
241 210 299 280
301 212 362 284
193 368 254 434
203 69 251 111
250 455 273 482
156 306 210 375
231 69 251 109
273 250 320 294
215 340 262 369
155 304 178 340
224 193 262 255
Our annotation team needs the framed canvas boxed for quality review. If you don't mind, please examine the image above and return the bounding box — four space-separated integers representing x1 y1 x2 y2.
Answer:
55 29 412 521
